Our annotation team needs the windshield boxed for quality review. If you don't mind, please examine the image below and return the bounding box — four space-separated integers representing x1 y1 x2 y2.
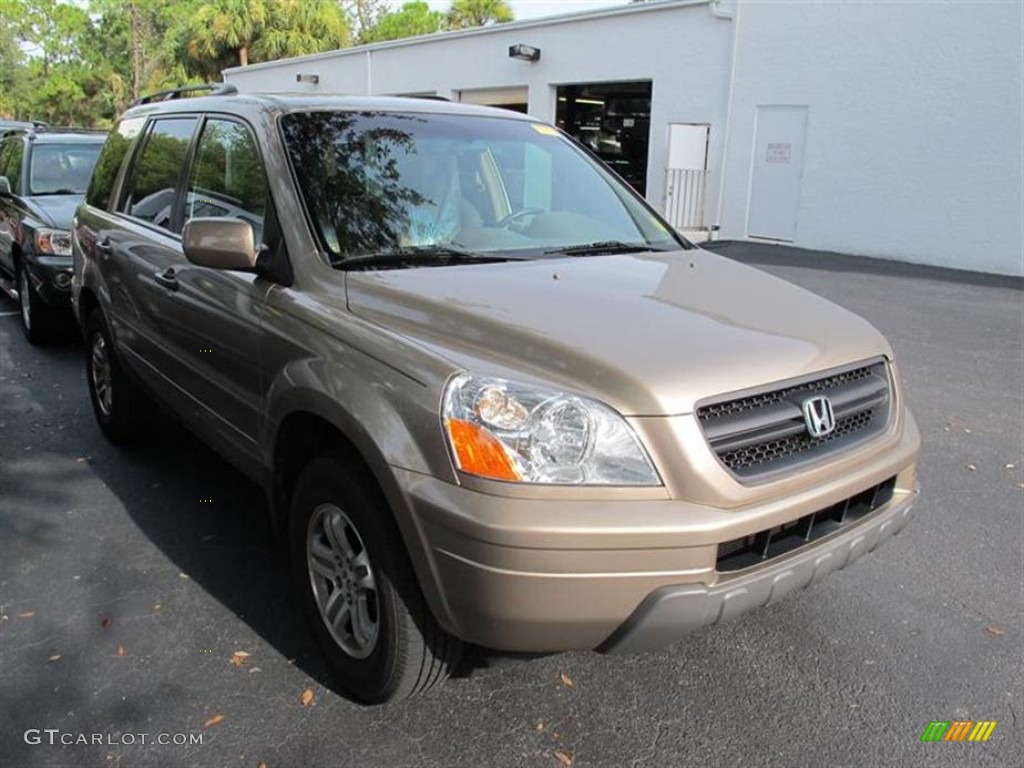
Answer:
280 110 681 265
29 142 103 195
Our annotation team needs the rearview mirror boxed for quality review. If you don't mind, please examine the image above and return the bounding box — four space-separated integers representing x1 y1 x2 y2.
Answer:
0 176 11 196
182 217 257 271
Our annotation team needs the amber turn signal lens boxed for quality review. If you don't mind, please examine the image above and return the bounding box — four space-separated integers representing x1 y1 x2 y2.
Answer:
445 418 522 481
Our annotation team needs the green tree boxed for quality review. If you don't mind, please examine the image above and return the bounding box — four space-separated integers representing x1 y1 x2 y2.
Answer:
255 0 349 62
447 0 513 29
12 0 89 75
186 0 268 68
181 0 349 70
361 1 446 44
0 1 26 117
343 0 389 43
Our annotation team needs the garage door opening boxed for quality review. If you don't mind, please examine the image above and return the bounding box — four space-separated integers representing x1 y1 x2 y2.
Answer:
458 87 529 114
555 81 652 195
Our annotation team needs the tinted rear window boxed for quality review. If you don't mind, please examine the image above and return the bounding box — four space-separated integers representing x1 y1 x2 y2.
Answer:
120 117 198 231
86 117 145 210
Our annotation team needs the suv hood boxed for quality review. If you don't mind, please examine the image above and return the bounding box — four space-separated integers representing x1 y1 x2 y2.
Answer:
346 249 892 416
26 194 83 229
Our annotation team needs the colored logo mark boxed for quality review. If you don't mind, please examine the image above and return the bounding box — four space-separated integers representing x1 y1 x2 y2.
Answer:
920 721 997 742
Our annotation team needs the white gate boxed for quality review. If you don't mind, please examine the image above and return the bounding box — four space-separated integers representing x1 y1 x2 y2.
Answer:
664 123 710 231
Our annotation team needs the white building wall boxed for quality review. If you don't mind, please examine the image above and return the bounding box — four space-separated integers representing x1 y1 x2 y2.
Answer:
224 1 735 215
225 0 1024 276
718 0 1024 276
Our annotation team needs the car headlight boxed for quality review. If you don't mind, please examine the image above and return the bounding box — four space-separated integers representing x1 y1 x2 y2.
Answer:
35 228 72 256
442 374 661 486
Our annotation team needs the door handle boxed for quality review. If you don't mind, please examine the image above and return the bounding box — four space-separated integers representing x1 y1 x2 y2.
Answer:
154 267 179 291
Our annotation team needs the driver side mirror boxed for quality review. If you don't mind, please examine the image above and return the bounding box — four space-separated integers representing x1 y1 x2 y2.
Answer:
182 217 257 271
0 176 11 196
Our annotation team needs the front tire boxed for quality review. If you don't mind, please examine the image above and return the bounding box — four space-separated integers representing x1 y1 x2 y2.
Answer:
84 310 150 443
289 453 462 704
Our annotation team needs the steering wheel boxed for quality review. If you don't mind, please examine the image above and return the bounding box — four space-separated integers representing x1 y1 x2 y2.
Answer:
496 207 545 230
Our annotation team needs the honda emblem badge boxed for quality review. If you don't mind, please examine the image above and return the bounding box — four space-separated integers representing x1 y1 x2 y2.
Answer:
802 395 836 438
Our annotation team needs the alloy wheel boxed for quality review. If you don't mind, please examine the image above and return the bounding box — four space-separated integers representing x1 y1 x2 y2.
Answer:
90 333 113 417
306 503 380 659
19 269 31 331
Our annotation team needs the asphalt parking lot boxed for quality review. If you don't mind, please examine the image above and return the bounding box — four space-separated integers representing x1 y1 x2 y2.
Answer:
1 242 1021 768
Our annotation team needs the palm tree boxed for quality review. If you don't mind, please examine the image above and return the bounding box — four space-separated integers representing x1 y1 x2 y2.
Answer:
447 0 514 30
256 0 350 61
187 0 269 68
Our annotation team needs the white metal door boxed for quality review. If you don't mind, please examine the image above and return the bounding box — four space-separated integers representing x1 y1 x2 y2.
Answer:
664 123 709 230
747 106 808 241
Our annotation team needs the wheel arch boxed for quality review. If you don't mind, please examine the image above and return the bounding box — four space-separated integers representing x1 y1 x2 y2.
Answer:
76 284 100 330
266 400 456 637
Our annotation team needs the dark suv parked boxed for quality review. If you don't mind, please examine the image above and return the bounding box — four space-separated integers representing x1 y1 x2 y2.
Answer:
0 126 105 342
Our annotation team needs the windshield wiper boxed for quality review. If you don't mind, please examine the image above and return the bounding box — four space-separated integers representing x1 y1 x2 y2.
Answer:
336 245 515 271
35 189 80 196
544 241 670 257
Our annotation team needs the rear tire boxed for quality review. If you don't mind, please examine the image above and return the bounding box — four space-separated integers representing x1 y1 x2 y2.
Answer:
289 452 462 704
84 309 150 443
18 264 57 345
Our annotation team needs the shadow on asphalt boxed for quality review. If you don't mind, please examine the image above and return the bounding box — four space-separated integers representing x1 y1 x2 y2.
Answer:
67 401 345 689
45 364 544 699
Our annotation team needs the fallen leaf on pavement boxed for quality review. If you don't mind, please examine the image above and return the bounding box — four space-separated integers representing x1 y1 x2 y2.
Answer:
47 654 61 663
554 750 573 766
986 626 1006 636
965 464 976 471
116 645 126 657
231 651 250 667
536 721 545 731
258 763 268 768
301 689 315 707
560 672 573 687
19 611 34 618
202 714 225 728
101 617 113 628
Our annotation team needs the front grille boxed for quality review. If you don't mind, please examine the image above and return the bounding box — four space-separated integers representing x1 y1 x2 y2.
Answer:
716 476 897 572
697 360 891 480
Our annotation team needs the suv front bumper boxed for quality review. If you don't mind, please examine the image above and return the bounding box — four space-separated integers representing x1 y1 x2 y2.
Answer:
394 412 920 653
28 255 74 307
598 482 917 653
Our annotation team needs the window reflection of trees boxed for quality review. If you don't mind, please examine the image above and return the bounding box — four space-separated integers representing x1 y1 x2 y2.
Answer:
123 120 197 230
187 120 267 240
189 121 265 216
282 112 430 261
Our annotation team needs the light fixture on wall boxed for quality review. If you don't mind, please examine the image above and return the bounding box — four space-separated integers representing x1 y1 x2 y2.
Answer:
296 73 320 84
508 44 541 62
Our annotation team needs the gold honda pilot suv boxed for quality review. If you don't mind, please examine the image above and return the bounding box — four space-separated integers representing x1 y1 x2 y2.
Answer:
72 85 921 703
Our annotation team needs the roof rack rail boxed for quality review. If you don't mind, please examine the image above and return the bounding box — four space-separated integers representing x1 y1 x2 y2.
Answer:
402 95 451 102
132 82 238 107
31 125 106 135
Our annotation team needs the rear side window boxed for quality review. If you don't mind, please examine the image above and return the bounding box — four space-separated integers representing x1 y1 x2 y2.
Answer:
120 117 198 232
86 117 145 209
185 118 266 242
